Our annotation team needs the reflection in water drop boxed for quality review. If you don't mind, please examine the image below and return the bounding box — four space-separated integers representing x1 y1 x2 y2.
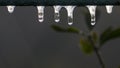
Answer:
64 6 76 25
7 6 15 13
86 6 97 26
106 5 113 14
37 6 44 22
54 6 63 22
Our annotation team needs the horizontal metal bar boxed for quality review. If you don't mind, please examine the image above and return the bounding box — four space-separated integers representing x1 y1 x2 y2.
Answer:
0 0 120 6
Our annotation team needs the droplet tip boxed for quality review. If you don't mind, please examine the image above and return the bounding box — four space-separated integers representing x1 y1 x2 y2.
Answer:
55 19 60 22
8 11 13 13
91 24 95 26
38 19 44 22
107 11 112 14
7 6 15 13
91 22 96 26
68 23 73 25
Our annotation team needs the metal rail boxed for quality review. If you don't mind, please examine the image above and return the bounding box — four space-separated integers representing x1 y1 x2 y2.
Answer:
0 0 119 6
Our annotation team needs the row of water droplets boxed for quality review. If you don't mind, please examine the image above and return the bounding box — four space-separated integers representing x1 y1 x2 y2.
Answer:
6 5 113 26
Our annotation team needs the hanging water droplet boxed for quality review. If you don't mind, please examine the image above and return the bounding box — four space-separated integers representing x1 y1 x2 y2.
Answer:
64 6 76 25
86 5 97 26
7 6 15 13
53 6 62 22
37 6 44 22
106 5 113 14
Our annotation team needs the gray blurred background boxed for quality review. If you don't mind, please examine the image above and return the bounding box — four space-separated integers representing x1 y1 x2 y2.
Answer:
0 6 120 68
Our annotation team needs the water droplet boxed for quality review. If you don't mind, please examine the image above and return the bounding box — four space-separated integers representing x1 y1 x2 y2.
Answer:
7 6 15 13
53 6 63 22
86 5 97 26
106 5 113 14
91 21 96 26
64 6 76 25
37 6 44 22
68 16 73 25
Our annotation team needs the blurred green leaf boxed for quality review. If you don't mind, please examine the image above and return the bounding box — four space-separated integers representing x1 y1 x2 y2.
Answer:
91 31 98 43
100 27 120 46
66 27 79 33
100 27 113 45
51 25 79 34
80 38 94 54
118 65 120 68
51 25 66 32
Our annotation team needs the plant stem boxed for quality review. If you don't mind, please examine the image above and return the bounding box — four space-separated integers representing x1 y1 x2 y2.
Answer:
94 47 105 68
88 35 105 68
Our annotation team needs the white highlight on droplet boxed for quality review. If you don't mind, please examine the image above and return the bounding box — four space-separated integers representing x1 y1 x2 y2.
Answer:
37 6 45 22
106 5 113 14
7 6 15 13
53 6 63 22
64 6 76 25
86 5 97 26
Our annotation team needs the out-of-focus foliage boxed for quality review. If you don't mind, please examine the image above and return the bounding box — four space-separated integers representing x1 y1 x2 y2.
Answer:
100 27 120 46
118 65 120 68
80 37 94 54
100 26 113 45
90 31 98 43
51 7 120 68
51 25 79 34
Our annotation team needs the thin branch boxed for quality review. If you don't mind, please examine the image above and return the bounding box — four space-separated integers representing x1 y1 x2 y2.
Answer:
88 35 105 68
94 47 105 68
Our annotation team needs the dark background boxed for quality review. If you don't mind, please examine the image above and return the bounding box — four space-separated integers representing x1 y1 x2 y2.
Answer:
0 6 120 68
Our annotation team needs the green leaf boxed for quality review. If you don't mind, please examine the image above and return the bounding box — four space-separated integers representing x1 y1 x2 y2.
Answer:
91 31 98 43
100 26 113 45
51 25 79 34
100 27 120 46
66 27 79 34
118 65 120 68
80 38 94 54
51 25 66 32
